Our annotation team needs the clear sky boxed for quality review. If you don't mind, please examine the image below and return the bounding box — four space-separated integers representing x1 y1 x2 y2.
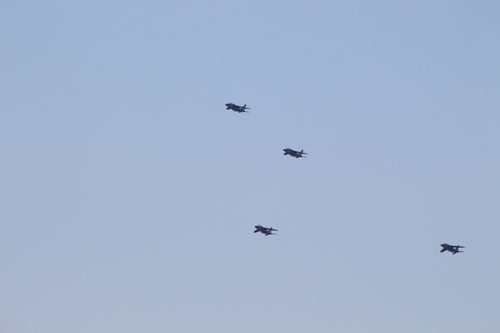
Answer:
1 1 499 332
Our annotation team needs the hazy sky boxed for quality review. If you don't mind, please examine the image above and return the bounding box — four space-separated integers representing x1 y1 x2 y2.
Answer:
1 1 499 332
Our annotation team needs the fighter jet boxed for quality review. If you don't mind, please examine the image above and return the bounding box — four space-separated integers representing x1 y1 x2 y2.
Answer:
283 148 307 158
225 103 250 113
254 225 278 236
440 243 465 255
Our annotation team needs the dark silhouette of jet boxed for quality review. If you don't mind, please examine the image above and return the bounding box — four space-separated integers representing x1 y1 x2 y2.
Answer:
283 148 307 158
440 243 465 254
254 225 278 236
225 103 250 113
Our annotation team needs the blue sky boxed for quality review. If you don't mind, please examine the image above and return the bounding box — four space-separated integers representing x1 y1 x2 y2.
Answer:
1 1 499 332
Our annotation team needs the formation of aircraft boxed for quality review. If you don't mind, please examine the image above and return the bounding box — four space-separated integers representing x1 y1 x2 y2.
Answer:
440 243 465 255
225 103 250 113
254 225 278 236
224 102 467 251
283 148 307 158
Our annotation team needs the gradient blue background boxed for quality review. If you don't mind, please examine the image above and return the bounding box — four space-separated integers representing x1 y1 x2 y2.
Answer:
1 1 499 332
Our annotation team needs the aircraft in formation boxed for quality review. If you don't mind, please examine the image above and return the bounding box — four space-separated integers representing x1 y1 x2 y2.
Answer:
225 103 250 113
440 243 465 254
224 101 465 251
254 225 278 236
283 148 307 158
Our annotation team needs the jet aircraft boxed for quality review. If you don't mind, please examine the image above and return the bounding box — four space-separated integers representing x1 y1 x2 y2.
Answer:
283 148 307 158
440 243 465 254
225 103 250 113
254 225 278 236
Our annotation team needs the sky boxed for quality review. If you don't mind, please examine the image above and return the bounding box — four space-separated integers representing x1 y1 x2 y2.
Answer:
1 1 499 332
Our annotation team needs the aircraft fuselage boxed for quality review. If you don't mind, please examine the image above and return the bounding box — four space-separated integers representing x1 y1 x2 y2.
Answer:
254 225 276 236
283 148 306 158
225 103 249 113
440 243 464 254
